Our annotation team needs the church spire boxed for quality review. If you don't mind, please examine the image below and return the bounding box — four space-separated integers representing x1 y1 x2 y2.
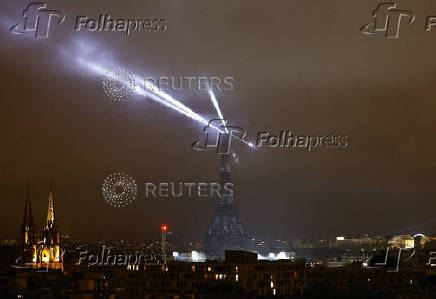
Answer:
22 178 35 245
45 179 55 230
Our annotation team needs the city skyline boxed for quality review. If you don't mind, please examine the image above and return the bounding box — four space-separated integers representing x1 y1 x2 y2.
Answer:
1 0 436 243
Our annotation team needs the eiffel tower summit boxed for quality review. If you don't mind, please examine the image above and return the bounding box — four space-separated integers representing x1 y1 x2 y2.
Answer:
204 134 251 259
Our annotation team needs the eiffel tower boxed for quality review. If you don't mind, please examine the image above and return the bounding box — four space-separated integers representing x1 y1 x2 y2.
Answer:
204 134 250 259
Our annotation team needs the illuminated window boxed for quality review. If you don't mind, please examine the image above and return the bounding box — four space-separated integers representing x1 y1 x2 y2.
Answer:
42 249 49 263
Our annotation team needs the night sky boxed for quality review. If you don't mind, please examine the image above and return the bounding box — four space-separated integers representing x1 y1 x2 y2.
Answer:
1 0 436 242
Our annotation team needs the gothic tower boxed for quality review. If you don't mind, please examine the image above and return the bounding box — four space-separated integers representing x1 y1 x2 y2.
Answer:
36 180 63 270
20 178 37 264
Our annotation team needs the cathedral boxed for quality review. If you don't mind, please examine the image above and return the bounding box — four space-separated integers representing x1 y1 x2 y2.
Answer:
19 179 63 271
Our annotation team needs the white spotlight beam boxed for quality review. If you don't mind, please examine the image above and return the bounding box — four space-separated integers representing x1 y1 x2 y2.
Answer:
208 89 228 133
